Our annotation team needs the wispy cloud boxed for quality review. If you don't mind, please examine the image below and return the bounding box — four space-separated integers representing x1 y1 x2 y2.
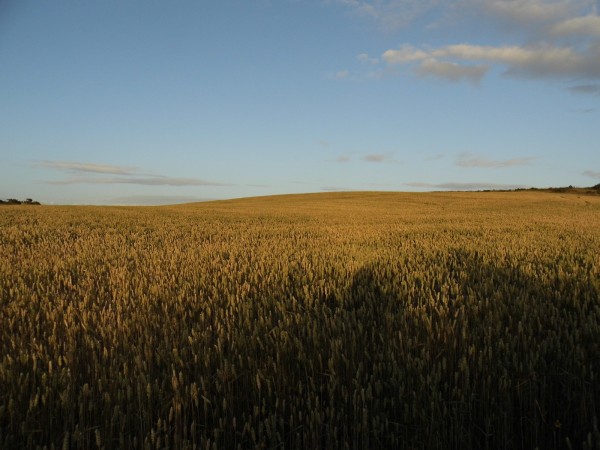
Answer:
335 0 596 33
357 52 380 64
36 160 228 186
406 181 529 190
36 160 136 175
481 0 582 26
332 152 398 163
568 83 600 94
329 69 350 79
456 152 535 168
45 176 227 186
333 0 442 31
426 153 446 160
362 152 396 162
583 169 600 178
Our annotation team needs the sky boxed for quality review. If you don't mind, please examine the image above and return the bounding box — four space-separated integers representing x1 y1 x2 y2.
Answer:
1 0 599 205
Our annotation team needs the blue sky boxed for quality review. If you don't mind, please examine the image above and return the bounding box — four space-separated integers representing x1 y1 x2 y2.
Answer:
1 0 599 204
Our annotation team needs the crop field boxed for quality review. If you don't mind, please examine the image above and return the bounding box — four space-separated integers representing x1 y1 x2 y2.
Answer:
1 191 599 450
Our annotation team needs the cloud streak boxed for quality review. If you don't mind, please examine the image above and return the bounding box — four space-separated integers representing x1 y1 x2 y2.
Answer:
456 152 536 168
336 155 352 162
568 83 600 94
362 152 395 162
332 152 398 163
46 176 227 186
583 169 600 178
36 160 228 186
426 153 446 160
36 160 136 175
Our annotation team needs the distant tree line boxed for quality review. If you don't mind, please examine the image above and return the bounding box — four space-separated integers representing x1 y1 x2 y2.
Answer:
0 198 41 205
513 184 600 194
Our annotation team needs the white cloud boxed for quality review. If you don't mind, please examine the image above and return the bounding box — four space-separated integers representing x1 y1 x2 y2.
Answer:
383 41 600 81
550 14 600 36
456 152 535 168
416 59 488 83
334 0 600 89
382 45 430 63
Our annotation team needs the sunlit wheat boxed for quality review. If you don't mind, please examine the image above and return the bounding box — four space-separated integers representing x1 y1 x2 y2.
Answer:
1 191 599 449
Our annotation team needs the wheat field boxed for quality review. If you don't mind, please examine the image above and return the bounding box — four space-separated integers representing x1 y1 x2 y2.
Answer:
1 191 599 449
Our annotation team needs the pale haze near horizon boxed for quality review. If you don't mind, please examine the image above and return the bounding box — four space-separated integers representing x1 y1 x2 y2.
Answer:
1 0 599 205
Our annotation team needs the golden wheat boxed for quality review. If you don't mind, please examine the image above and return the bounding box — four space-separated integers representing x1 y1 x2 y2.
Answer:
1 191 599 449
